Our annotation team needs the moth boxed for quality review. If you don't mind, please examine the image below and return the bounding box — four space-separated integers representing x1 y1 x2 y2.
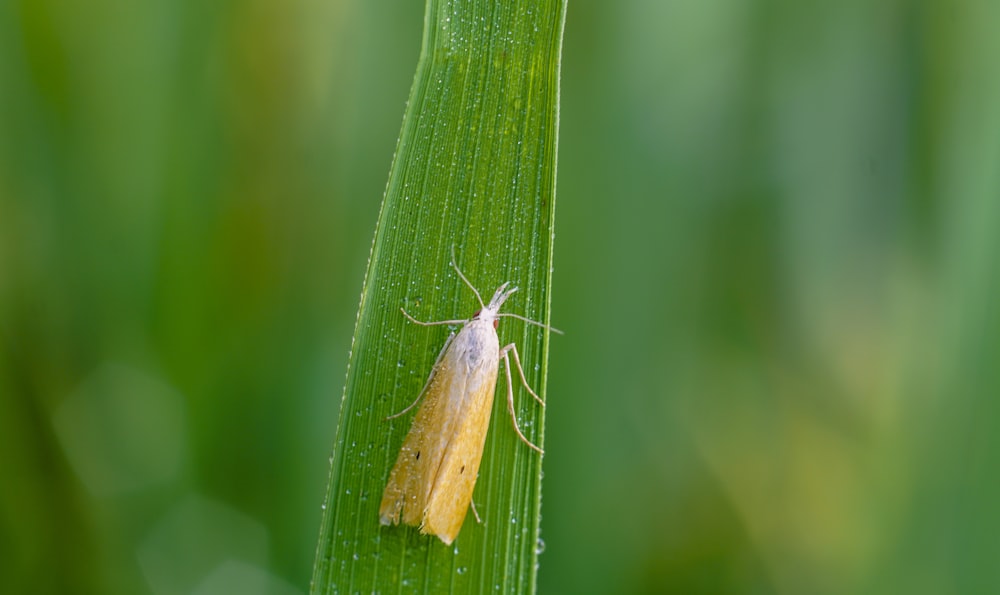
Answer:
378 253 558 545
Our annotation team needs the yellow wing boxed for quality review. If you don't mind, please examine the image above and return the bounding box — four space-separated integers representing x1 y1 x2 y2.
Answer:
379 352 459 527
421 363 497 544
379 333 499 544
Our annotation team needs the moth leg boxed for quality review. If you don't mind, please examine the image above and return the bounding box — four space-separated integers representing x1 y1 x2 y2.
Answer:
400 307 467 327
504 342 545 407
470 498 482 524
385 332 455 420
501 345 544 454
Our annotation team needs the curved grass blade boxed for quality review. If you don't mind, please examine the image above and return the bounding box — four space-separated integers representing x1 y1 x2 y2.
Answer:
311 0 567 593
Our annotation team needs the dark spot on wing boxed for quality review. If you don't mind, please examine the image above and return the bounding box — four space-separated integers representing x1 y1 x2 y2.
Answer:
415 451 420 460
467 340 483 365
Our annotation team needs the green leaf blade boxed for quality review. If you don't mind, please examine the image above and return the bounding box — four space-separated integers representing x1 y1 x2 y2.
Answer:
312 0 566 593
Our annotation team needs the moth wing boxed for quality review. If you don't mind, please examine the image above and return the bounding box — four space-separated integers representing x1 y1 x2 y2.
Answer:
421 361 499 544
379 340 466 527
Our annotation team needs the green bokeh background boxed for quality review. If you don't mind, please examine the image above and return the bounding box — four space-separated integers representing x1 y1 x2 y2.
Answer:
3 1 999 593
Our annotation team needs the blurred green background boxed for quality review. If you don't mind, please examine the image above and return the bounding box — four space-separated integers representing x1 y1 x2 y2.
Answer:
3 0 999 593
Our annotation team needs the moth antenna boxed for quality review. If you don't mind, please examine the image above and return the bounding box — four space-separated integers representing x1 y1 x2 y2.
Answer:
450 244 485 309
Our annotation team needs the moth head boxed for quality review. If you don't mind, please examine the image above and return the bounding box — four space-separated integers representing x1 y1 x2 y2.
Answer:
474 282 517 324
487 282 517 310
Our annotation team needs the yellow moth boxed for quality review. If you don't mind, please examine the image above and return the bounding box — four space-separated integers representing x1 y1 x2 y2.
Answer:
379 253 558 545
